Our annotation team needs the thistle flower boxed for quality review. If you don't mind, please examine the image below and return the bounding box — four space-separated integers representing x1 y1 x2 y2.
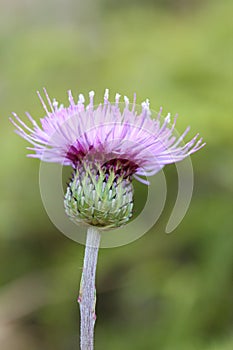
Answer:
10 88 205 350
10 88 205 228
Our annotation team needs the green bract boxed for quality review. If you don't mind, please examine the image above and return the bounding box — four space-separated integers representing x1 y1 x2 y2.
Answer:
64 162 134 229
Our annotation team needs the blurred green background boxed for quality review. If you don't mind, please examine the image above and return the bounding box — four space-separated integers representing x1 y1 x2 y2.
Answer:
0 0 232 349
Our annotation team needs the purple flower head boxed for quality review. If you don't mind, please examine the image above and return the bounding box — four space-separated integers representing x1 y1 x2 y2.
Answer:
10 88 205 185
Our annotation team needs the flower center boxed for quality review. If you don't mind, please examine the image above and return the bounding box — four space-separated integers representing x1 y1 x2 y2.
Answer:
66 144 138 180
102 158 138 179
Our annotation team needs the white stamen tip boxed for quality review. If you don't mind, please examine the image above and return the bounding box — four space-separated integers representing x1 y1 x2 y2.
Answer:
142 98 150 110
52 98 59 108
115 93 121 102
124 96 129 105
89 90 95 98
104 88 109 100
78 94 85 104
165 112 171 123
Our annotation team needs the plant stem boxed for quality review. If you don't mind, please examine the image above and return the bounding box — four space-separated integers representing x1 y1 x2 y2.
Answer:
79 227 101 350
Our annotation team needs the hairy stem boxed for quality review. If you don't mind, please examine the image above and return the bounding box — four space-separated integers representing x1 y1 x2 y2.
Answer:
79 227 101 350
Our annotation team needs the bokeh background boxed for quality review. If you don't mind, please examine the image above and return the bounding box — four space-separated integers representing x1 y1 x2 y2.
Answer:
0 0 232 349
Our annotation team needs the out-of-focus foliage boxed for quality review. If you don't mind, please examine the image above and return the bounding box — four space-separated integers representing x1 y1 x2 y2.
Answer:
0 0 232 349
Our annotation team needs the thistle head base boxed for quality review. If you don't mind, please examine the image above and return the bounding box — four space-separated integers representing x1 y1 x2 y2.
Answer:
64 162 134 229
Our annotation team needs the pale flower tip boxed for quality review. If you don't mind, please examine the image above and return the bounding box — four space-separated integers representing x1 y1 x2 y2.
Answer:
52 98 59 109
36 90 43 102
68 90 75 105
141 98 150 109
115 93 121 102
165 112 171 123
193 132 200 141
9 116 14 125
196 135 203 146
43 87 50 101
124 96 129 105
131 93 137 111
78 94 85 104
104 88 109 101
89 90 95 98
88 91 95 107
